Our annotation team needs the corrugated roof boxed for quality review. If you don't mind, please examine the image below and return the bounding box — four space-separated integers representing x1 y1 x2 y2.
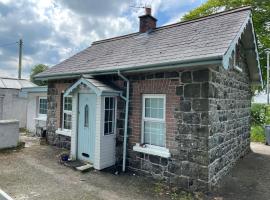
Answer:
0 77 36 89
36 7 257 79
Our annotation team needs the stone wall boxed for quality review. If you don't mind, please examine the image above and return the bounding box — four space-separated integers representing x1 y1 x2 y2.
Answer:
105 70 211 191
208 56 252 187
112 62 251 191
45 56 252 191
46 79 75 149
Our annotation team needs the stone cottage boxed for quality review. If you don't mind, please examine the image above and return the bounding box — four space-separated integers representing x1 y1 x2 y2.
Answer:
35 7 261 191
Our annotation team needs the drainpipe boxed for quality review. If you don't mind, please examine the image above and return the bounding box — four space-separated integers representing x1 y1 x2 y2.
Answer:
117 70 129 172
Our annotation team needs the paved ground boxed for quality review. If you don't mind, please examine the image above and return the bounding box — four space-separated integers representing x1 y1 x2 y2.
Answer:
212 142 270 200
0 135 270 200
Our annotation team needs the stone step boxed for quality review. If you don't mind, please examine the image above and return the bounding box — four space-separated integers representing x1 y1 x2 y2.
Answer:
76 164 93 172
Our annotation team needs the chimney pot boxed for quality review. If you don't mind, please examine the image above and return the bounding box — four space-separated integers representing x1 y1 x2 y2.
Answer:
139 7 157 33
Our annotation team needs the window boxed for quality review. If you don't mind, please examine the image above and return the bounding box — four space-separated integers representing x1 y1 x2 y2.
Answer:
39 97 47 115
63 96 72 130
142 95 165 147
104 97 115 135
84 105 89 127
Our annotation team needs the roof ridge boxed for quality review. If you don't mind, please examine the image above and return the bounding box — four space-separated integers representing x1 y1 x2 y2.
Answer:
92 6 251 45
155 6 251 31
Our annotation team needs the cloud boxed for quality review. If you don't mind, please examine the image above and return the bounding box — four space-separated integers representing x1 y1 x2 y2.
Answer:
0 0 204 79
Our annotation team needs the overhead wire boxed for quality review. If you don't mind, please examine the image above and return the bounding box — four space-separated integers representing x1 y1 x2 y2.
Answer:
0 42 18 48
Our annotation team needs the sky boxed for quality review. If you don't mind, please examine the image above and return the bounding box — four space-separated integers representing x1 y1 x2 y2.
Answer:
0 0 206 79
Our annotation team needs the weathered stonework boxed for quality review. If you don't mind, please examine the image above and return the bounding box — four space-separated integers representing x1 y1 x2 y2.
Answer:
208 56 252 188
46 80 75 149
45 43 252 191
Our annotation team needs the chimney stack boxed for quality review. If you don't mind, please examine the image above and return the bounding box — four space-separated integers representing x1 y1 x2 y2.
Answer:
139 7 157 33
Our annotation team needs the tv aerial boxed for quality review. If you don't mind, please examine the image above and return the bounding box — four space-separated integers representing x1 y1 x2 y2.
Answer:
129 0 153 12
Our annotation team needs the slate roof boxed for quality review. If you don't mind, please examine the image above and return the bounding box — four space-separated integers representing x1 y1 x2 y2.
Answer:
0 77 36 89
36 7 258 80
64 76 121 97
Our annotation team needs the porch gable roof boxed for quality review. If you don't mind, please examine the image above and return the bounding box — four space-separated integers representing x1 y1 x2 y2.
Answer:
64 76 121 97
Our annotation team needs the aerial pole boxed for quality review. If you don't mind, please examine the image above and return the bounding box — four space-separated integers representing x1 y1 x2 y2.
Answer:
18 39 23 79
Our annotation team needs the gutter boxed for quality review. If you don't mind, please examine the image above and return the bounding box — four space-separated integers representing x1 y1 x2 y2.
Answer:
35 55 223 81
117 70 129 172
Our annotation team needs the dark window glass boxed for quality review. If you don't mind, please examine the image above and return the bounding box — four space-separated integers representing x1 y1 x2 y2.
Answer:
84 105 89 127
39 98 47 114
104 97 115 135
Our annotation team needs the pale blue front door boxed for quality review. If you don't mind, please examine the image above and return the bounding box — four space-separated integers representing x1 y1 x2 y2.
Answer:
78 93 96 163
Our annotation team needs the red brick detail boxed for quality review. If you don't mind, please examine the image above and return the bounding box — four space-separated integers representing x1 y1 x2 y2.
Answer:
129 79 180 150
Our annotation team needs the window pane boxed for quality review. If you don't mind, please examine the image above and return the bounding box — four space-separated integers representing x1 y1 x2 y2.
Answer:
145 108 150 118
64 113 72 129
109 97 114 109
144 121 165 147
109 110 113 121
39 99 47 114
145 98 150 107
64 97 72 111
104 97 115 135
104 122 109 134
84 105 89 127
105 110 109 121
105 98 110 109
151 98 158 108
144 97 164 119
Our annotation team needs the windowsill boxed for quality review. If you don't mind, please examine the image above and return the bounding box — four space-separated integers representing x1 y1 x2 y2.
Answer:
56 128 71 137
133 143 171 158
34 116 47 121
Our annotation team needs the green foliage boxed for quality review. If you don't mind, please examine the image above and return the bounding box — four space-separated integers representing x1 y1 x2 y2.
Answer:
250 103 270 143
251 125 266 142
251 103 267 125
183 0 270 88
30 64 48 86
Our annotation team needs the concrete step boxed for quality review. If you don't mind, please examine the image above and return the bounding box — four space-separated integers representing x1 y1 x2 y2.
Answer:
76 164 93 172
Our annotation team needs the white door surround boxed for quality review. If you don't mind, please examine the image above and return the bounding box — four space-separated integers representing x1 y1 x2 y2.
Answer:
63 76 121 170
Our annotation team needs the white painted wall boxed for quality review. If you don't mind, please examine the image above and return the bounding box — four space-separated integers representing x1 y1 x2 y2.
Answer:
26 92 47 133
70 92 78 160
96 96 116 170
0 120 19 149
0 89 27 128
68 85 117 170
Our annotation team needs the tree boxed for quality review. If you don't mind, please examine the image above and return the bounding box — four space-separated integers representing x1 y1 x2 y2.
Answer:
182 0 270 87
30 64 48 86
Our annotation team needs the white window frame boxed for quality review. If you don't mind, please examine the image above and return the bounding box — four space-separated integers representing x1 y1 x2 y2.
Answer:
141 94 166 148
62 95 72 131
103 96 117 136
38 97 47 118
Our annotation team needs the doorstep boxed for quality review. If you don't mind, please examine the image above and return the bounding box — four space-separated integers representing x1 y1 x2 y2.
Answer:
63 160 93 172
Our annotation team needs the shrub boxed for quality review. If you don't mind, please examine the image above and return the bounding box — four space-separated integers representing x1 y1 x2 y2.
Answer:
251 125 266 143
251 103 267 125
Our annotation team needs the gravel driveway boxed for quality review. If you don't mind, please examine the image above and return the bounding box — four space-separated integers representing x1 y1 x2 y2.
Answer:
1 135 270 200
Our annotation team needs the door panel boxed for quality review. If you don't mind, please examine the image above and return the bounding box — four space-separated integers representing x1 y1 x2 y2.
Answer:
78 93 96 163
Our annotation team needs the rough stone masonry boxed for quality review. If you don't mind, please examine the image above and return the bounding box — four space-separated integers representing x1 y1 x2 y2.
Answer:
119 50 251 191
45 44 251 191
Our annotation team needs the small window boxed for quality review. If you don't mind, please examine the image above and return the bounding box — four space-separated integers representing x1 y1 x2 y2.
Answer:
142 95 166 147
84 105 89 127
104 97 115 135
39 97 47 115
63 96 72 130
